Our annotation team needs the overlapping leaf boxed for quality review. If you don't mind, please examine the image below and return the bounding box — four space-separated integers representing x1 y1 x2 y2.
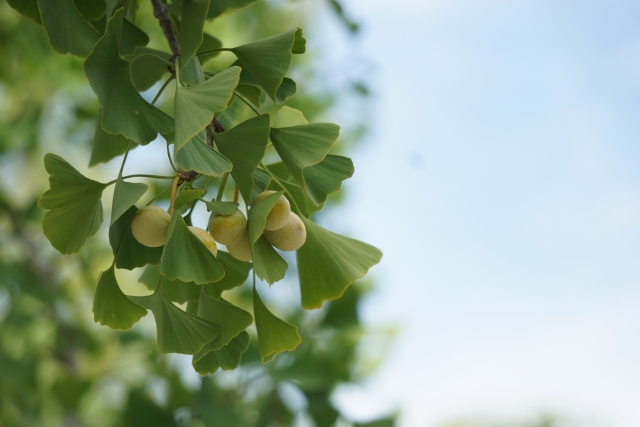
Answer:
204 251 252 298
175 136 232 177
6 0 41 24
139 264 200 304
38 0 100 57
253 287 301 362
179 0 209 68
38 154 107 254
109 206 163 270
129 48 172 92
204 201 238 216
89 109 132 166
93 266 147 330
296 216 382 309
192 331 250 375
119 18 149 57
207 0 256 19
75 0 105 21
303 155 354 205
84 10 174 145
173 189 205 211
111 178 147 225
198 33 223 64
214 114 270 202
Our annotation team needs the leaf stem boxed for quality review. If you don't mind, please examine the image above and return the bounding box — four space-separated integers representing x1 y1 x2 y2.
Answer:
196 47 232 56
169 176 180 215
216 173 229 201
118 141 134 179
166 143 177 172
233 90 260 115
122 174 176 180
145 184 173 206
126 51 174 67
152 75 174 106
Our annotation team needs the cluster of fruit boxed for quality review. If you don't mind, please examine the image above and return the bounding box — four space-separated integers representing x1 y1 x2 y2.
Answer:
130 190 307 260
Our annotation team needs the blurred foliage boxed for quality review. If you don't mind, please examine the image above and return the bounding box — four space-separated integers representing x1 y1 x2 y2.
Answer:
0 0 392 426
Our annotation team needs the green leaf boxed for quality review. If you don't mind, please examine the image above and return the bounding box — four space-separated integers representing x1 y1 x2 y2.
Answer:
38 0 100 57
174 66 241 152
6 0 41 25
180 55 206 86
130 285 219 354
252 168 272 200
274 106 307 127
267 177 321 218
269 123 340 203
175 136 232 177
207 0 256 19
253 236 288 284
139 264 200 304
204 251 251 298
253 286 301 362
74 0 106 21
105 0 120 18
198 33 223 64
214 115 270 203
192 331 250 375
247 191 283 245
173 189 205 211
302 155 354 205
93 265 147 330
109 206 163 270
120 18 149 57
179 0 209 68
217 95 246 129
194 290 253 357
275 78 297 104
38 154 107 255
204 201 238 216
231 29 303 102
235 84 263 107
130 48 172 92
160 210 225 285
111 178 147 225
84 10 174 145
297 216 382 309
89 109 132 166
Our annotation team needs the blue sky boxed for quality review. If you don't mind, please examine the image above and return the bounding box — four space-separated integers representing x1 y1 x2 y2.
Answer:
318 0 640 426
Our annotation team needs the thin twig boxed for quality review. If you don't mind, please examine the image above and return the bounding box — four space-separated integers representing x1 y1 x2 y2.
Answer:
150 0 180 61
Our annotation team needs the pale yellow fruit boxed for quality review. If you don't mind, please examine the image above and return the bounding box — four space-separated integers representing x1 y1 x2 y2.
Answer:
253 190 291 231
227 230 252 261
189 226 218 257
264 212 306 251
208 209 247 245
131 206 171 247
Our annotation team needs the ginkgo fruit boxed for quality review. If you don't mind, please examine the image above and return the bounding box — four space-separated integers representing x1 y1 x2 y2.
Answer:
253 191 291 231
131 206 171 247
264 212 307 251
227 230 252 261
208 209 247 245
188 226 218 257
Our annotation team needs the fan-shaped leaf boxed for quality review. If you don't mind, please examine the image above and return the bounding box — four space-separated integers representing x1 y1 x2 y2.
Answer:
192 331 250 375
179 0 209 68
253 287 301 362
89 109 133 166
175 136 232 177
252 168 272 200
38 0 100 57
274 106 307 128
93 266 147 330
120 18 149 56
138 264 200 304
204 201 238 216
38 154 107 254
174 66 241 151
204 251 251 298
111 178 147 225
75 0 105 21
109 206 163 270
198 33 222 64
296 216 382 309
253 236 287 284
84 10 174 145
214 114 270 203
129 48 172 92
302 155 354 205
6 0 41 25
173 189 205 211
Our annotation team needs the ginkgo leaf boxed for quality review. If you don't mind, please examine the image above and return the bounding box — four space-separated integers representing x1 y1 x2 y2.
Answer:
253 236 287 284
274 106 307 128
296 216 382 309
129 284 219 355
179 0 209 68
174 66 241 152
6 0 41 25
38 0 100 57
217 96 246 129
214 115 270 203
204 201 238 216
38 154 107 255
84 10 174 145
138 264 200 304
204 251 251 298
111 178 147 225
119 18 149 57
269 123 340 203
275 77 297 104
173 189 205 211
266 176 321 218
109 206 163 270
231 29 305 102
198 32 222 64
252 168 272 200
93 265 147 330
207 0 256 19
247 191 283 245
194 289 253 358
192 331 250 375
234 84 262 107
129 48 172 92
160 210 225 285
175 136 232 177
89 109 132 166
302 155 354 205
253 286 301 362
75 0 105 21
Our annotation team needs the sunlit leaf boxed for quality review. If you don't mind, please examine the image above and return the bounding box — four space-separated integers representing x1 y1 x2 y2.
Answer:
198 32 222 64
303 155 353 205
174 66 241 151
160 210 225 284
109 206 163 270
129 48 172 92
297 216 382 309
175 136 232 177
214 115 270 203
84 10 174 145
192 331 250 375
207 0 256 19
38 0 100 57
204 251 251 298
6 0 41 25
89 109 132 166
138 264 200 304
130 284 219 354
274 106 307 128
179 0 209 68
93 265 147 330
38 154 107 255
111 178 147 225
253 286 301 362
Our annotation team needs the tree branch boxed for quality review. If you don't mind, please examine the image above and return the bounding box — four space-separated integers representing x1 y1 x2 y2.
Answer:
150 0 180 61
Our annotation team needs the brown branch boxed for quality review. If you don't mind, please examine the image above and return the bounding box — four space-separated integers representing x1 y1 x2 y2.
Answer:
150 0 180 61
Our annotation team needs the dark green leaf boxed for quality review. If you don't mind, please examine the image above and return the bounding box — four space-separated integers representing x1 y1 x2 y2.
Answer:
111 178 147 225
179 0 209 68
174 66 241 151
204 251 251 298
204 201 238 216
160 210 225 285
214 115 270 203
302 155 354 205
253 286 301 362
173 189 205 211
252 168 272 200
109 206 163 270
253 236 287 284
89 109 132 166
84 10 174 145
74 0 105 21
38 154 107 254
6 0 41 25
192 331 250 375
275 77 297 104
130 48 172 92
175 136 232 177
235 84 263 107
217 95 246 129
267 177 321 218
93 265 147 330
198 33 223 64
138 264 200 304
130 285 219 354
291 28 306 54
297 216 382 309
120 18 149 57
207 0 256 19
38 0 100 57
